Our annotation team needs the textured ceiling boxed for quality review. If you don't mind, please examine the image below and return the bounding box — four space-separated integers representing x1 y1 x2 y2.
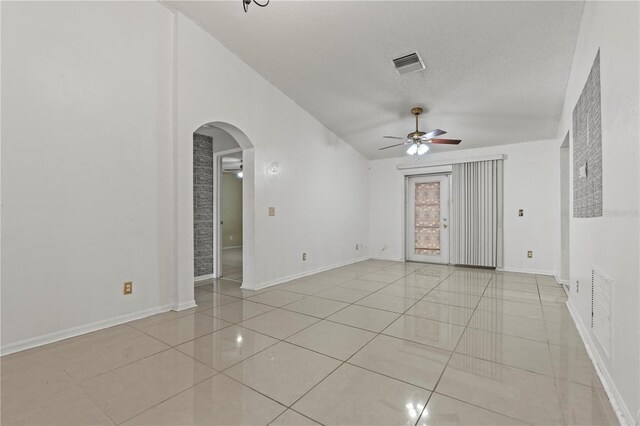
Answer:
169 1 584 159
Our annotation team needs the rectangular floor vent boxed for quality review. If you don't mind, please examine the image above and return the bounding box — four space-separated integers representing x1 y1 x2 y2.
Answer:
591 268 613 358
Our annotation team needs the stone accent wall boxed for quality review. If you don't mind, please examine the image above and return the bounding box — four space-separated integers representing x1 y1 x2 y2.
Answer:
573 51 602 218
193 133 214 277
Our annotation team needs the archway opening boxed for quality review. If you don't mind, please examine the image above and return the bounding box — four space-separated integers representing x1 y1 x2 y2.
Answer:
191 122 255 292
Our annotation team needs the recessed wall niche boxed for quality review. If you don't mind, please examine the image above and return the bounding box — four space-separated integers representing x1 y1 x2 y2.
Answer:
573 50 602 218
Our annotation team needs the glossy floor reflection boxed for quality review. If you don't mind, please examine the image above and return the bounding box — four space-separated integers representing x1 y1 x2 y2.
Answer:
221 247 243 282
1 261 619 425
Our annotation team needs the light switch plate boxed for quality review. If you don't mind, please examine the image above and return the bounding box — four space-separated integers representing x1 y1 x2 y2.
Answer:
269 207 275 216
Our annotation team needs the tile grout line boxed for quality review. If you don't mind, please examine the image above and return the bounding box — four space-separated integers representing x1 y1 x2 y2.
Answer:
537 273 570 426
101 267 555 424
138 266 538 426
412 272 492 426
271 264 439 414
200 262 407 423
36 347 122 426
5 262 588 426
281 266 458 422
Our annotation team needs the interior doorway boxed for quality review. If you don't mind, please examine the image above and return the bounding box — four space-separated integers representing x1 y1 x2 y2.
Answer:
192 123 243 285
406 174 450 264
560 132 571 287
219 152 243 282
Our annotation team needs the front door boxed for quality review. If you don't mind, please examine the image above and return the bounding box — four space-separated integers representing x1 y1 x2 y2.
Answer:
406 175 450 264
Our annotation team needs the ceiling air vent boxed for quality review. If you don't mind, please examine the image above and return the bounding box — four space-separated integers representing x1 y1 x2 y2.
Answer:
392 52 425 75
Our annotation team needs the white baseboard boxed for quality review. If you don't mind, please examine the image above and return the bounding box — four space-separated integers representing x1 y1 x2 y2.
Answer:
554 274 569 286
369 256 404 262
566 300 632 426
194 274 215 282
1 304 174 356
174 300 197 311
499 266 556 276
249 256 369 291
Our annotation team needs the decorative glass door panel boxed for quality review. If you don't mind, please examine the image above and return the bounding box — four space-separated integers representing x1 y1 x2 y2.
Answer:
407 175 449 264
414 182 441 255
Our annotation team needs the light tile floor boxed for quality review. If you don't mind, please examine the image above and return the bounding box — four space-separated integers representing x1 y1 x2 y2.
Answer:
221 247 243 282
1 260 619 425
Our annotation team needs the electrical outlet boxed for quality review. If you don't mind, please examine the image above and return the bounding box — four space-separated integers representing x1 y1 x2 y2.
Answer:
527 251 533 258
518 209 524 217
576 280 580 293
230 235 233 241
268 207 275 216
302 253 306 261
356 244 359 250
123 281 133 295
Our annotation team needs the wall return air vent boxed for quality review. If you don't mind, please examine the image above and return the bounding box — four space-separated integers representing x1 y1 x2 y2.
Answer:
392 52 425 75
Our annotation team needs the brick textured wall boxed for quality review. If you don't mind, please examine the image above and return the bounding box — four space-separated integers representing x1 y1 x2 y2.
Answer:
193 133 214 277
573 51 602 218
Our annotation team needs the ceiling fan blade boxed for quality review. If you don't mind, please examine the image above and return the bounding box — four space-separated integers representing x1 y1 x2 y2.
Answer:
379 142 409 150
421 129 446 140
429 138 462 145
383 136 406 140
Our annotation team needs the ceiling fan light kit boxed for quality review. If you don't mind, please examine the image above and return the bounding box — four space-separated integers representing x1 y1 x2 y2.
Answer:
407 143 428 156
380 107 462 156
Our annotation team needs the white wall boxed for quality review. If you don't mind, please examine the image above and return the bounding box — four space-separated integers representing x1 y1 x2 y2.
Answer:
195 126 240 153
555 2 640 423
1 2 369 351
173 12 369 300
369 139 560 275
1 2 175 350
221 173 243 248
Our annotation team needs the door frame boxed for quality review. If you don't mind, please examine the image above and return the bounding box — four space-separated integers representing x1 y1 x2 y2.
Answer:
401 166 453 264
213 147 242 278
559 132 571 287
406 174 451 264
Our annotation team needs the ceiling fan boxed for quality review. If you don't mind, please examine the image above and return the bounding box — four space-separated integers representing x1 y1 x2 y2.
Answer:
380 107 461 155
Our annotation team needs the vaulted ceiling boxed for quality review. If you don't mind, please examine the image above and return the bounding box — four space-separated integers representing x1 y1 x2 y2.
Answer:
168 1 584 159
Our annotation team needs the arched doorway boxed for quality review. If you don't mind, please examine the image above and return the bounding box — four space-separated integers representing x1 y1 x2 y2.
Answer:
192 124 242 282
176 121 255 310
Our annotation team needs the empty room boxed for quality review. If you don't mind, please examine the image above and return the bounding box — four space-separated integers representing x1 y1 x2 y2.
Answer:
1 1 639 425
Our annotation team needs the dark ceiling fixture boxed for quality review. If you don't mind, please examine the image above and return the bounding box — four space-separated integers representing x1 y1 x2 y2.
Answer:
243 0 270 13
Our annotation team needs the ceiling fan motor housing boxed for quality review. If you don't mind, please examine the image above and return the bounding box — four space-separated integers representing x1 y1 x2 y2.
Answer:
409 131 426 140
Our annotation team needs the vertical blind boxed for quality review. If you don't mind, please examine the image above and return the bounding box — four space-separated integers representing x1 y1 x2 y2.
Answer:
451 160 503 268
